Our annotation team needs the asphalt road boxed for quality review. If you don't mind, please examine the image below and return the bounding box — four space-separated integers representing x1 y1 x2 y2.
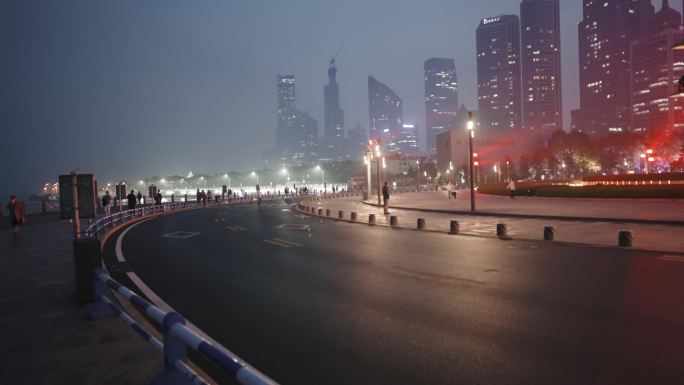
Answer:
103 201 684 385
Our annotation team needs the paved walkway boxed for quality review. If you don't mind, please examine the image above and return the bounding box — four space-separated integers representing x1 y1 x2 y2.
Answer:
304 195 684 254
377 191 684 223
0 220 163 385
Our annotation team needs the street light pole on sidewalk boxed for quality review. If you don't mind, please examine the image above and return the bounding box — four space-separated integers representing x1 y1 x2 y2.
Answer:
467 112 476 212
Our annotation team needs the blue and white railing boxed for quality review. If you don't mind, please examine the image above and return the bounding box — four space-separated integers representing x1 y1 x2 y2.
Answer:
90 268 279 385
86 202 193 239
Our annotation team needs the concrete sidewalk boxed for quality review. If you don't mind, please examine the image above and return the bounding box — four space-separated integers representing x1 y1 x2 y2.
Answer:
0 219 162 385
304 196 684 254
375 191 684 224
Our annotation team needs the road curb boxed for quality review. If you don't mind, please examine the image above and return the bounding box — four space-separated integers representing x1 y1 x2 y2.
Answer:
359 201 684 226
296 201 684 256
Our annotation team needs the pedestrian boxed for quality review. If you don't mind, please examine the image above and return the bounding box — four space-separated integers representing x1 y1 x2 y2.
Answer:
137 191 142 205
207 190 213 205
256 184 262 205
102 191 112 216
447 183 453 200
506 180 517 199
382 181 390 215
7 195 26 236
127 190 137 210
155 190 163 206
200 190 207 207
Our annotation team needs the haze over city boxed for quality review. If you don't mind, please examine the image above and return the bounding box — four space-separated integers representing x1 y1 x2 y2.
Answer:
1 0 680 198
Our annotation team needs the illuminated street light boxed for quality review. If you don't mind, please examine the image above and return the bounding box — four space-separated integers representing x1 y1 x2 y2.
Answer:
506 160 510 182
467 111 476 211
315 165 325 187
416 160 421 188
250 171 258 185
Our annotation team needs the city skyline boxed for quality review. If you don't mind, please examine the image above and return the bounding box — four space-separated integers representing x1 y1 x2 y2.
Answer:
2 1 681 199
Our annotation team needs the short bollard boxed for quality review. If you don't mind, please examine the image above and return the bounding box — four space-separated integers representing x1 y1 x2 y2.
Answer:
339 210 344 219
351 212 358 221
390 215 398 226
368 214 376 225
496 223 508 238
618 230 633 247
449 220 460 235
326 209 331 217
544 226 556 241
318 208 323 216
417 218 426 230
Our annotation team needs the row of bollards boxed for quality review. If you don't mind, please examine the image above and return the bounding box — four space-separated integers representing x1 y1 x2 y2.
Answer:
300 205 634 247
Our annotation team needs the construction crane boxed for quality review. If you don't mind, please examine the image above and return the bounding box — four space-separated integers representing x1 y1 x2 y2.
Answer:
316 42 344 68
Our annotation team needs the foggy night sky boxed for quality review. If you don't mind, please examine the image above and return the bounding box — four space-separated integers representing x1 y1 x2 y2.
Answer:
1 0 678 199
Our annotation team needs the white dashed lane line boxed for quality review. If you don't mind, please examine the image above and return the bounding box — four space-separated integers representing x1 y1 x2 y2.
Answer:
659 255 684 263
262 238 303 248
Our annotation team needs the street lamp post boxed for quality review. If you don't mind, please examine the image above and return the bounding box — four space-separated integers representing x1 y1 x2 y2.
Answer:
416 160 421 190
364 155 371 200
506 161 510 182
315 165 324 189
467 112 476 212
376 149 382 206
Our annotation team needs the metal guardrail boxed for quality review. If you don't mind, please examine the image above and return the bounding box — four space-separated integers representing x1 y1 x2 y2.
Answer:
87 202 192 239
90 269 278 385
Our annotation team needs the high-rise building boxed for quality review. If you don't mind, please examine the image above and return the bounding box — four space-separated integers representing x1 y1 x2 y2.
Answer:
323 59 345 156
274 75 319 166
276 75 296 151
424 58 459 153
346 123 368 159
368 76 404 153
476 15 522 132
520 0 562 136
290 111 319 166
630 0 684 133
397 124 420 154
572 0 655 135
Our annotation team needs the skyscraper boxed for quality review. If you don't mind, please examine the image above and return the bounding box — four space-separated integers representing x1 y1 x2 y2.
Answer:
290 111 320 166
520 0 562 136
572 0 655 135
276 75 296 151
630 0 684 133
323 59 345 155
424 58 459 153
275 75 319 166
368 76 403 153
397 124 420 154
476 15 522 132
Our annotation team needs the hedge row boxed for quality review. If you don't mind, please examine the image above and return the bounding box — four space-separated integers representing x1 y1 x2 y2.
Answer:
477 183 684 199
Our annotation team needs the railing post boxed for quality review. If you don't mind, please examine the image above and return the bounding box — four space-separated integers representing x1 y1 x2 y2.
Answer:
88 268 116 319
73 237 103 304
151 312 194 385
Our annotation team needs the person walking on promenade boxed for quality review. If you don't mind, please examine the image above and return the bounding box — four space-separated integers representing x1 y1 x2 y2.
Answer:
154 190 163 206
127 190 137 210
200 190 207 207
506 180 517 199
382 181 390 215
136 191 143 205
7 196 26 236
102 191 112 216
